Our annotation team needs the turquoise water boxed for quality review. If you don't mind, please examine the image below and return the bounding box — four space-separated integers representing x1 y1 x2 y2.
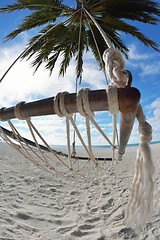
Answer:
52 141 160 150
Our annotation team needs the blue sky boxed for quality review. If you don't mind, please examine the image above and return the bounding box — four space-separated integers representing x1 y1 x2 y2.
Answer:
0 0 160 146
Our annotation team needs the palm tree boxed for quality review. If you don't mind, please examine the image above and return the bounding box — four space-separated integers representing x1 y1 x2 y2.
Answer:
0 0 159 80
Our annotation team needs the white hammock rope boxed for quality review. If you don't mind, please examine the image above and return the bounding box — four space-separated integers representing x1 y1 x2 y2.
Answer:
83 9 109 85
52 88 122 179
14 102 54 167
83 7 112 49
14 104 77 176
53 90 115 179
0 121 63 176
14 103 71 169
107 85 119 159
54 91 73 170
103 48 126 163
0 104 97 180
125 104 154 227
77 88 96 164
77 88 116 147
77 88 120 167
54 90 98 169
107 85 119 115
101 37 154 226
105 85 119 168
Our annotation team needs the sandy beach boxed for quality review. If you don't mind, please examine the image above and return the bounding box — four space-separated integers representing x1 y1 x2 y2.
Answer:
0 142 160 240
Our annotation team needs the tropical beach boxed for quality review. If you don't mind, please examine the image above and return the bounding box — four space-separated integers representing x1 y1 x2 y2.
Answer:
0 1 160 240
0 142 160 240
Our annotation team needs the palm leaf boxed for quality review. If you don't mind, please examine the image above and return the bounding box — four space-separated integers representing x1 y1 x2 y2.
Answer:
0 0 159 80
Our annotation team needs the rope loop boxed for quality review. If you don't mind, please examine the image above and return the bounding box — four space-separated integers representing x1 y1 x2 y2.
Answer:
54 91 72 118
77 88 94 118
14 101 30 120
107 85 119 115
103 47 129 87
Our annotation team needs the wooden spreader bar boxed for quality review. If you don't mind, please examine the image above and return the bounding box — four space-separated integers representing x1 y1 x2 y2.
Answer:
0 87 140 121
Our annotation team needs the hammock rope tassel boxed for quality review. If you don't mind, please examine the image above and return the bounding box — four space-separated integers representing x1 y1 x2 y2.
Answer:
125 104 154 227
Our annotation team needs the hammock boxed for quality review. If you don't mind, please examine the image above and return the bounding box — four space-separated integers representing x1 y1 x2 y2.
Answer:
0 87 136 173
0 83 153 227
0 123 112 161
0 4 154 228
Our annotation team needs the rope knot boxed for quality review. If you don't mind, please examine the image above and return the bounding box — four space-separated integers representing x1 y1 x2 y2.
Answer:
54 92 72 118
77 88 94 118
103 47 129 87
14 101 30 120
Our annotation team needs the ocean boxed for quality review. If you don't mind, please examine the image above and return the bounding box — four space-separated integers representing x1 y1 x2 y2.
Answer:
52 140 160 152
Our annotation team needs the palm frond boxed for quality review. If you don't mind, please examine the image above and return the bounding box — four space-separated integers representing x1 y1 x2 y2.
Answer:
0 0 159 81
102 0 160 23
0 0 63 13
5 11 60 41
97 16 159 50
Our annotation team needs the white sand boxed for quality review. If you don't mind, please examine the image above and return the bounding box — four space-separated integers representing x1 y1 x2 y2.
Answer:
0 142 160 239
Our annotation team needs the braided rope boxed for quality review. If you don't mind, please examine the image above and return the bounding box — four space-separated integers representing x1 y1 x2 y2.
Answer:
103 48 129 87
14 102 27 120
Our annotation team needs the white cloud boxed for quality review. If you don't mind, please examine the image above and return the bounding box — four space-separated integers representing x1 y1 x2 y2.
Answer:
140 61 160 77
126 44 160 78
150 98 160 110
0 41 108 108
145 98 160 142
0 41 109 146
128 44 149 60
0 47 76 107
